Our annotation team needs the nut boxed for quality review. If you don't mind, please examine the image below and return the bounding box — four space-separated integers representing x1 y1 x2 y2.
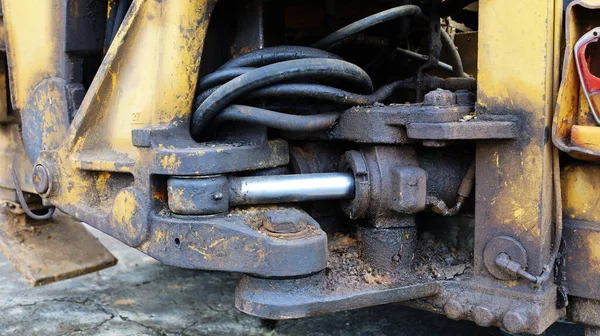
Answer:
473 306 495 327
423 89 457 106
263 210 308 234
444 299 465 320
503 311 528 334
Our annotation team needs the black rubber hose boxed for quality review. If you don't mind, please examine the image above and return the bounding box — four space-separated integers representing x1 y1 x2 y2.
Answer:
313 5 426 49
217 46 343 70
191 58 373 137
440 29 468 78
197 67 255 92
245 81 408 105
216 105 341 132
195 81 410 110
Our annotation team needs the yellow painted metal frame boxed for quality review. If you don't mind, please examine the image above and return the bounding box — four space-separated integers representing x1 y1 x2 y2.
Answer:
1 0 289 255
476 0 556 277
0 0 583 328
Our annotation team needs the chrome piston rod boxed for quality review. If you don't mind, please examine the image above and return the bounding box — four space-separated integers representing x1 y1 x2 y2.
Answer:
229 173 355 205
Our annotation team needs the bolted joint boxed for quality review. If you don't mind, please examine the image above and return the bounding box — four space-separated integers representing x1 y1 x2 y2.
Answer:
423 88 457 106
503 311 529 334
444 298 466 320
32 164 52 196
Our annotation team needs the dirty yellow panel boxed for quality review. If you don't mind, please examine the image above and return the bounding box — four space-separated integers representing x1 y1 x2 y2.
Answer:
2 0 66 112
562 163 600 222
475 0 556 275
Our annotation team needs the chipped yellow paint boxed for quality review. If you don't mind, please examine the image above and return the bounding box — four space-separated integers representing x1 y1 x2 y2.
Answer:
3 0 67 112
208 238 226 249
58 0 216 166
95 172 111 194
476 0 556 274
160 154 182 171
562 164 600 223
188 245 212 260
586 233 600 275
154 230 169 245
112 189 139 236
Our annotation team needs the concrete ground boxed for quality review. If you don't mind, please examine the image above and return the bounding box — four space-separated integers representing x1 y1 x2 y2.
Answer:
0 226 585 336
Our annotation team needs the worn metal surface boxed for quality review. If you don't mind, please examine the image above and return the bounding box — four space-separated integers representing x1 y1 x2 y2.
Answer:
2 0 595 332
0 210 116 286
2 0 71 163
1 227 582 336
406 121 518 140
237 272 440 320
560 163 600 300
167 176 229 215
475 0 556 285
141 207 328 277
340 146 424 228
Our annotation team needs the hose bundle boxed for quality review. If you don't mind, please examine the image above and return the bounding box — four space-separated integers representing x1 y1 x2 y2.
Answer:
190 4 466 140
190 46 413 139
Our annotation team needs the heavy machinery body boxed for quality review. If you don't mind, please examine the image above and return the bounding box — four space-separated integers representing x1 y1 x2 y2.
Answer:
0 0 599 334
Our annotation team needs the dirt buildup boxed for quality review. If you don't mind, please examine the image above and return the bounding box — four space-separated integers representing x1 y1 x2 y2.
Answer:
414 232 473 281
325 233 394 292
323 231 473 293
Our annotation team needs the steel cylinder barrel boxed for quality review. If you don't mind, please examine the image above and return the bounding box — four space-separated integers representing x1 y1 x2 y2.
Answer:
229 173 355 205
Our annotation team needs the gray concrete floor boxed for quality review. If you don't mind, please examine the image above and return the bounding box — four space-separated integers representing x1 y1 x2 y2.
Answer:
0 226 586 336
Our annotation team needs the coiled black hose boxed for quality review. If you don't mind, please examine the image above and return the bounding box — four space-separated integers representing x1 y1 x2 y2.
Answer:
190 47 391 139
190 5 467 140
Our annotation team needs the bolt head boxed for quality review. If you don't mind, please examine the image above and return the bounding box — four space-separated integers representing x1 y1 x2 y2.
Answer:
503 311 528 334
473 306 495 327
444 299 465 320
423 89 457 106
32 165 50 195
212 192 224 200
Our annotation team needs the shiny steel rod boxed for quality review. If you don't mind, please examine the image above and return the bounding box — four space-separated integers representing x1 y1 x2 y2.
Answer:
229 173 355 205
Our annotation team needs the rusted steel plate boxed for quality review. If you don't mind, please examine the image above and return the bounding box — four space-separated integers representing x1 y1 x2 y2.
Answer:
406 121 518 140
0 211 117 286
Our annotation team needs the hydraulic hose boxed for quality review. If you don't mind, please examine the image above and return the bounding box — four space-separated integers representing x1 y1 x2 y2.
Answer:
313 5 426 49
191 54 375 138
217 106 341 132
217 46 343 69
195 81 413 110
440 29 468 78
190 5 471 139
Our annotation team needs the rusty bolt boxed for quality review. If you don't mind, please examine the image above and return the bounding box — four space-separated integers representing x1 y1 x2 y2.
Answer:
473 306 495 327
32 164 51 195
263 210 308 234
503 311 528 334
444 299 465 320
423 89 457 107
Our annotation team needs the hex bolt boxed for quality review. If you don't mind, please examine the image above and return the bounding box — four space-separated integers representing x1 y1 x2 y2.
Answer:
32 164 51 195
444 299 465 320
473 306 495 327
423 89 457 106
503 311 528 334
262 211 308 234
